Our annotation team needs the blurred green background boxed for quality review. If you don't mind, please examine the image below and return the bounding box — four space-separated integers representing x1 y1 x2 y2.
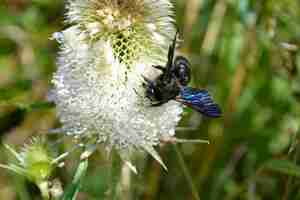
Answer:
0 0 300 199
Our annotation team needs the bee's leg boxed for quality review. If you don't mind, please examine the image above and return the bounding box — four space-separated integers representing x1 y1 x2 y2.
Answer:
142 75 158 90
175 78 184 89
141 75 154 85
152 65 166 72
151 102 164 107
133 87 144 100
142 75 158 101
150 100 169 107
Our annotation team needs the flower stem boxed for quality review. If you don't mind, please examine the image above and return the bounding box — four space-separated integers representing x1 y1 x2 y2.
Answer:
173 144 201 200
119 163 132 200
38 181 50 200
108 150 122 200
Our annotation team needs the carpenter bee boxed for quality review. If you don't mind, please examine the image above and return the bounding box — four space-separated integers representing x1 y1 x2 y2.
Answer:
143 32 221 118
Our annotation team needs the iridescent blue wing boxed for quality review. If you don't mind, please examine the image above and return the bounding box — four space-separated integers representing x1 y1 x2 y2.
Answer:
177 87 221 118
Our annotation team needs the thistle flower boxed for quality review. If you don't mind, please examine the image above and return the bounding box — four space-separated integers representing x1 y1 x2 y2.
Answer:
51 0 183 172
0 137 59 199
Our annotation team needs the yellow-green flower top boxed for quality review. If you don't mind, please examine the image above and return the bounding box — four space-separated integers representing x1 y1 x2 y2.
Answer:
66 0 175 66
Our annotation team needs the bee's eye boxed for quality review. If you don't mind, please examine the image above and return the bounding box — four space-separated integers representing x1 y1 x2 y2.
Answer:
180 64 186 71
173 56 191 86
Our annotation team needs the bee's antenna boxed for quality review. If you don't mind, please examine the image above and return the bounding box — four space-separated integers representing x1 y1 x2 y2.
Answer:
133 87 144 99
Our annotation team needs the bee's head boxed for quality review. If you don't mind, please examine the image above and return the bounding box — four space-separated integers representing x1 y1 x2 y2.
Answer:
174 56 191 86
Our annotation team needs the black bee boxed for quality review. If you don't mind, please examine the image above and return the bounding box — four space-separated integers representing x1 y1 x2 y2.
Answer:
143 32 221 118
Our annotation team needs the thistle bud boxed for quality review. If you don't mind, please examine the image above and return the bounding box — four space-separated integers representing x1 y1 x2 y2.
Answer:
1 137 59 199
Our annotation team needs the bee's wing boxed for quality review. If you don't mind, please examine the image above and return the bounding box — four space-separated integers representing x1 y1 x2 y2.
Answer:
167 31 177 67
176 87 222 118
164 31 178 80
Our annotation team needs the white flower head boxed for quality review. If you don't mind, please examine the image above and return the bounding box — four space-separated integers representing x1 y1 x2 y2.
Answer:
51 0 182 172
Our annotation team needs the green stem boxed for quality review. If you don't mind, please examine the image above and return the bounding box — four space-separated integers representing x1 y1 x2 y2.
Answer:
38 181 50 200
61 159 89 200
173 144 201 200
119 164 132 200
108 150 122 200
